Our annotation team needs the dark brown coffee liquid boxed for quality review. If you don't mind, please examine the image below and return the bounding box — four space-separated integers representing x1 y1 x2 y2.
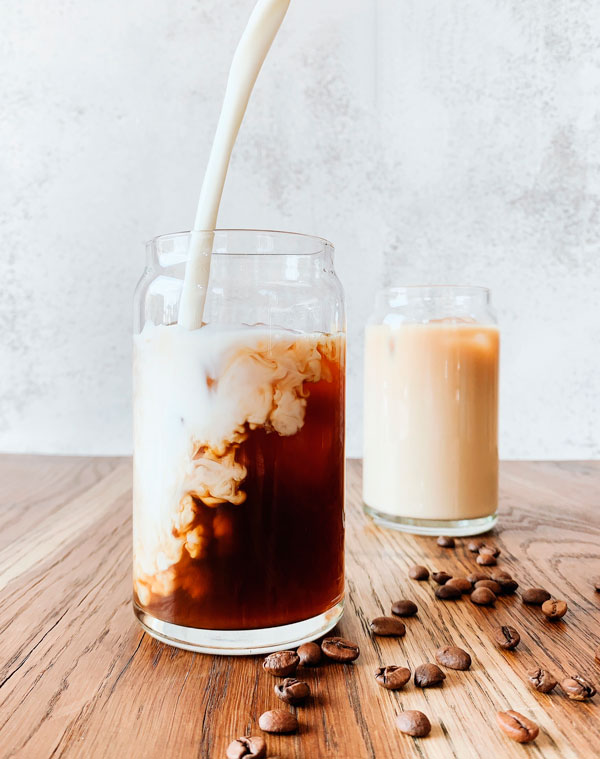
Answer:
135 346 345 630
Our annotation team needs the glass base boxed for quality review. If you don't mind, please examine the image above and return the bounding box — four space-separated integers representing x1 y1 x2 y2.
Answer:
364 503 497 536
133 599 344 655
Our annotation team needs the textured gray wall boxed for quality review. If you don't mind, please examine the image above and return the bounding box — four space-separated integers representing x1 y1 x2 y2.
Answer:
2 0 599 458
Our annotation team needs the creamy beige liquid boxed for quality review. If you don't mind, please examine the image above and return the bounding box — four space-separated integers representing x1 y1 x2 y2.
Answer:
363 322 499 521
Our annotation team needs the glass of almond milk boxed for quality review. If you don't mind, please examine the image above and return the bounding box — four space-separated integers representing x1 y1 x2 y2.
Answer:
363 286 499 535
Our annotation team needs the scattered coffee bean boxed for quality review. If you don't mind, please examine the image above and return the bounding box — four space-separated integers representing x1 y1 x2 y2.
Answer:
432 571 452 585
297 641 321 666
541 599 567 620
435 646 471 670
496 578 519 595
467 539 485 552
414 663 446 688
467 572 489 584
370 616 406 636
480 544 501 557
496 710 539 743
274 678 310 705
476 552 497 566
321 637 360 662
396 710 431 738
435 583 461 600
493 625 520 650
374 665 411 690
262 651 299 677
522 588 551 605
561 675 596 701
592 575 600 593
528 668 557 693
408 565 429 580
470 587 496 605
258 710 298 734
437 535 455 547
391 599 418 617
490 569 512 581
226 736 266 759
475 579 502 594
445 577 473 594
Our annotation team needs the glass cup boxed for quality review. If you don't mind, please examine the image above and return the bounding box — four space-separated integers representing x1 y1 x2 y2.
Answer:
363 286 499 536
133 230 346 654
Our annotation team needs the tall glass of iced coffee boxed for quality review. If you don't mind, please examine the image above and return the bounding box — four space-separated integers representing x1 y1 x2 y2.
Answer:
363 286 499 536
133 230 345 654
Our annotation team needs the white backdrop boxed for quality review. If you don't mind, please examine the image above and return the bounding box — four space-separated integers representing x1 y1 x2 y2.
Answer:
2 0 599 459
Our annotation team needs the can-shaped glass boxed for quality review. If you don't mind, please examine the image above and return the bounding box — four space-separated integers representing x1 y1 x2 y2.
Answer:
363 286 499 536
133 230 345 654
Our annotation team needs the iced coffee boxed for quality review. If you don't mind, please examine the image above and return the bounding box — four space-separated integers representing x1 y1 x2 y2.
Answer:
363 286 499 535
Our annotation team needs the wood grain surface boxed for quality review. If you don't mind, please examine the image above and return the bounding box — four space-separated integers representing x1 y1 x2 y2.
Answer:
0 456 599 759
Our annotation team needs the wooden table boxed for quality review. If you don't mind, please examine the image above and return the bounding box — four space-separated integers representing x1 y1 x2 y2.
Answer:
1 457 599 758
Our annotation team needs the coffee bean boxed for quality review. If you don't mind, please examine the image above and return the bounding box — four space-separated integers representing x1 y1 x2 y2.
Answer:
437 535 455 547
370 616 406 636
297 642 321 666
445 577 472 594
490 569 512 581
414 663 446 688
258 710 298 734
541 599 567 620
321 637 360 662
374 665 411 690
435 583 461 600
522 588 551 605
226 736 266 759
528 668 557 693
262 651 299 677
480 544 501 557
493 625 520 650
496 710 539 743
496 578 519 595
396 710 431 737
561 675 596 700
432 571 452 585
408 565 429 580
274 678 310 705
435 646 471 670
467 539 485 552
470 587 496 605
475 579 502 594
592 575 600 593
391 599 418 617
467 572 489 584
476 552 497 566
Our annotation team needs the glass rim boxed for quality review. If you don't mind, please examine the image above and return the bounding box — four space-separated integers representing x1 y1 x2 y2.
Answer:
146 228 333 256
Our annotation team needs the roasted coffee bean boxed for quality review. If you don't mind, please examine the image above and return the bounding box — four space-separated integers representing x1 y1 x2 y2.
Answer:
391 599 418 617
561 675 596 700
475 579 502 594
470 587 496 605
522 587 551 605
435 583 461 600
396 710 431 737
541 599 567 620
496 578 519 595
408 565 429 580
467 539 485 552
437 535 455 548
435 646 471 670
592 575 600 593
258 710 298 734
528 668 557 693
476 552 497 566
297 642 321 666
226 736 266 759
490 569 512 581
467 572 489 584
414 663 446 687
480 544 501 557
432 571 452 585
493 625 520 650
370 616 406 636
321 637 360 662
374 665 411 690
274 678 310 705
445 577 472 594
262 651 299 677
496 710 539 743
